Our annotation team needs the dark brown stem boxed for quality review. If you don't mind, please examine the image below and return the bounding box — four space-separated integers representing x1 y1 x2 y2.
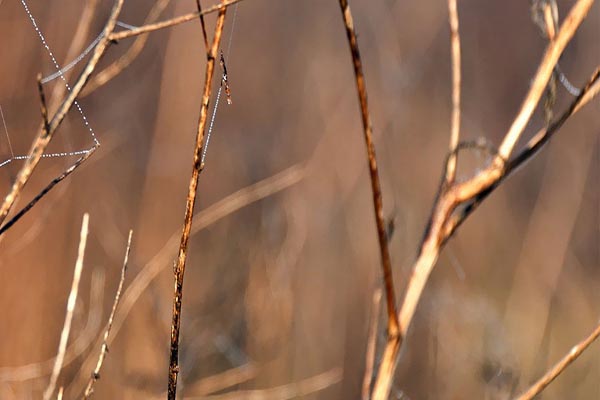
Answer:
337 0 399 338
167 4 228 399
196 0 210 51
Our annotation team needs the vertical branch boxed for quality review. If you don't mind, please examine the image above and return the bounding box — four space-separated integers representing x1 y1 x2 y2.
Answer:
337 0 399 337
167 4 228 399
43 213 90 400
445 0 462 183
83 230 133 399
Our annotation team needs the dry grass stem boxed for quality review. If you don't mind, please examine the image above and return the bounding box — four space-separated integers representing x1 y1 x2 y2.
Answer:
83 230 133 399
337 0 399 337
514 321 600 400
108 0 245 42
43 213 90 400
185 367 342 400
445 0 461 183
0 0 125 228
168 4 228 398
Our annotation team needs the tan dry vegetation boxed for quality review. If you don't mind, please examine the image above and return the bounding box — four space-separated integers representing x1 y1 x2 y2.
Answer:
0 0 598 399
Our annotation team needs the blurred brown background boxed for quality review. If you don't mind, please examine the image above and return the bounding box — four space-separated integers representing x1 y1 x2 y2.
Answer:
0 0 598 398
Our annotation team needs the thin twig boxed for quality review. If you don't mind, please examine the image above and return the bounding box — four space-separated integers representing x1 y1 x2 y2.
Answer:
0 0 125 228
196 0 210 51
514 321 600 400
109 0 245 42
337 0 399 338
0 148 96 236
43 213 90 400
83 230 133 399
168 3 228 398
445 0 461 183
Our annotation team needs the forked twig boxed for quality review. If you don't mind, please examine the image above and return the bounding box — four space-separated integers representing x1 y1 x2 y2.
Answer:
43 213 90 400
369 1 596 398
0 0 125 228
514 321 600 400
444 68 600 240
168 3 228 398
83 230 133 399
337 0 399 338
